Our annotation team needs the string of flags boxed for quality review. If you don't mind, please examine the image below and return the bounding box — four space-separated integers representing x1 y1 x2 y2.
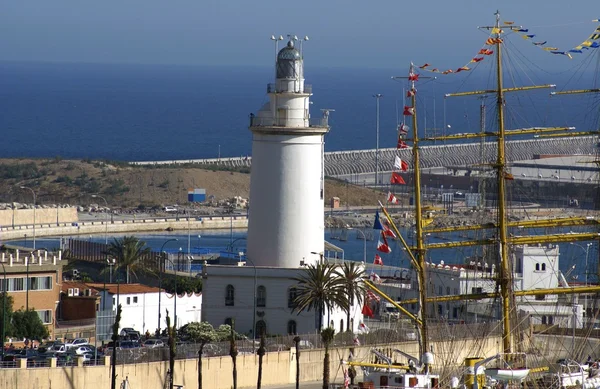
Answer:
416 34 499 76
508 20 600 58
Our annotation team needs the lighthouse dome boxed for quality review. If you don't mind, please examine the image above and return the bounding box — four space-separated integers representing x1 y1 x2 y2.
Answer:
276 40 302 79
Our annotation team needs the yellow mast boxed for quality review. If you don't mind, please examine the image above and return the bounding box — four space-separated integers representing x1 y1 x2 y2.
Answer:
493 10 513 354
408 62 430 366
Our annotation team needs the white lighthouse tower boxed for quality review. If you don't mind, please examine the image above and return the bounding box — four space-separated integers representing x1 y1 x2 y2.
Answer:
246 36 330 268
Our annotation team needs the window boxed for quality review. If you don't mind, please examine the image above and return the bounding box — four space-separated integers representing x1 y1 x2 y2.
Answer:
535 263 540 271
255 320 267 337
471 287 483 294
288 287 298 308
541 263 546 271
36 310 52 324
224 317 233 326
256 285 266 307
127 297 131 305
446 287 450 295
535 294 546 301
287 320 297 335
454 288 458 295
225 285 235 306
437 304 443 315
133 296 138 304
29 276 52 291
541 315 547 325
438 286 443 295
453 307 458 319
112 297 116 305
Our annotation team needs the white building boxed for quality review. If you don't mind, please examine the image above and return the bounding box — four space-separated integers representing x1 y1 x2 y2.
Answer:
202 36 362 336
99 284 202 334
375 244 583 328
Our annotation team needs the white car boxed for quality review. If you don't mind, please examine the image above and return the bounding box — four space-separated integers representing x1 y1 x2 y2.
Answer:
70 345 93 355
65 338 89 349
142 339 165 348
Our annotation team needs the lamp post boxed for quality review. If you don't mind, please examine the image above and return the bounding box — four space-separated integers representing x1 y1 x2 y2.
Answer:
158 239 178 332
373 94 383 186
1 262 6 360
163 255 179 332
242 254 257 341
91 194 109 247
570 242 593 322
20 186 36 250
270 34 284 78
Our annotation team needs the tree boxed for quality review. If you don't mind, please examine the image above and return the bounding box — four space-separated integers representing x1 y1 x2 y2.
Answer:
321 327 335 389
11 309 48 341
292 262 348 330
166 310 176 389
229 322 238 389
110 303 122 389
104 236 152 283
257 332 266 389
180 322 220 389
336 262 365 331
0 293 14 343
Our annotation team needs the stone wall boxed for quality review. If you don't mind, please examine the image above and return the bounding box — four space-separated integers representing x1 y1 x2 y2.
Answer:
0 208 78 228
0 335 503 389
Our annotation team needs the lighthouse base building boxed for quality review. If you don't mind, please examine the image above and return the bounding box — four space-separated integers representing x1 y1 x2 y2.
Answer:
201 37 362 337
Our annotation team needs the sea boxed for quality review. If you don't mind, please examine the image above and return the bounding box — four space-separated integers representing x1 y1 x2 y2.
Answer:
0 61 598 162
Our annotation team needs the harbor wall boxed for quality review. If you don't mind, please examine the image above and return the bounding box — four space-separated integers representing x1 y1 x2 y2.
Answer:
0 208 78 228
0 216 248 241
0 335 503 389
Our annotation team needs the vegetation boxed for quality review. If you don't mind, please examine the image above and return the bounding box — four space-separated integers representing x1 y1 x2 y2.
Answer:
104 236 152 283
321 327 335 389
0 293 14 340
292 262 348 330
336 262 366 331
11 309 49 341
162 277 202 294
0 162 45 180
178 322 220 389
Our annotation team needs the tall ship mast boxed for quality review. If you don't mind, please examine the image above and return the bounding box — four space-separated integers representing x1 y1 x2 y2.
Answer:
350 10 600 389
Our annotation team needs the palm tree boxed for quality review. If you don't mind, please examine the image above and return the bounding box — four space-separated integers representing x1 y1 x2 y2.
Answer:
229 322 238 389
104 236 151 283
179 322 220 389
336 262 366 331
292 262 348 330
321 327 335 389
293 336 301 389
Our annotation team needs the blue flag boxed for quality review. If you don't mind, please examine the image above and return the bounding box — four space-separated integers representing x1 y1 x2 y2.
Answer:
373 211 384 230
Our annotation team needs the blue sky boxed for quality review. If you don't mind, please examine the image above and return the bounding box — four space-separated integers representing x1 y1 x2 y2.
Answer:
1 1 598 68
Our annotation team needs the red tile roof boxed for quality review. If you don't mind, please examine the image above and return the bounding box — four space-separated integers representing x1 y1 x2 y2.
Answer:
90 283 160 295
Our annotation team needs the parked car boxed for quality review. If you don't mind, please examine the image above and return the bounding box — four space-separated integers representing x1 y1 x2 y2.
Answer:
297 340 314 350
65 338 89 349
68 345 93 355
142 339 165 349
119 341 141 349
47 343 67 354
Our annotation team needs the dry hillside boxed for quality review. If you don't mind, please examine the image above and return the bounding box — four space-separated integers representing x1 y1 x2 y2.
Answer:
0 158 389 209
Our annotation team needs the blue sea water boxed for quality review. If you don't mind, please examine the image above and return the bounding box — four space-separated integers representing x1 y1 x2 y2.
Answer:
0 61 597 162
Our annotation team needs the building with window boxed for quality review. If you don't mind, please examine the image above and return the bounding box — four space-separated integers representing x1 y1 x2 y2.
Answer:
97 283 202 334
0 251 64 340
202 265 358 336
374 244 583 328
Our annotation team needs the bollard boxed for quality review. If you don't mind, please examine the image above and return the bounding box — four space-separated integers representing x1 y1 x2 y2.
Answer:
16 249 19 262
53 256 57 265
9 254 13 267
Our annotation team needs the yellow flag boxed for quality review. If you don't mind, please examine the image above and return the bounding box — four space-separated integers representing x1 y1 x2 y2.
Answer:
543 47 559 51
582 41 593 47
491 28 503 34
522 35 530 39
422 218 434 228
504 21 515 25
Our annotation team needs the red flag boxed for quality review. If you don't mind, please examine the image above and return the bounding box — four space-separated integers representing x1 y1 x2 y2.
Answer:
504 172 514 180
397 140 409 149
471 57 484 62
369 272 381 283
383 224 397 239
407 89 416 97
456 66 470 73
408 72 419 81
390 172 406 185
398 124 409 135
403 106 415 116
366 290 380 302
373 254 383 265
418 63 430 69
387 191 398 204
394 156 409 172
377 233 392 253
442 69 454 74
362 303 374 318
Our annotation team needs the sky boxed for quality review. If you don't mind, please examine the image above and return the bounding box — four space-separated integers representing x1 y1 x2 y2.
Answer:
1 1 599 69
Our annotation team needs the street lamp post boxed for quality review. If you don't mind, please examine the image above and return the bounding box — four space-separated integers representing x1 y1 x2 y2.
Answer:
20 186 36 251
242 254 257 341
1 262 6 360
163 255 179 332
158 239 178 332
373 94 383 186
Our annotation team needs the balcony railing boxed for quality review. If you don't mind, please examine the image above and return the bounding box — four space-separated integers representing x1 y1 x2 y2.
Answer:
266 83 313 94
